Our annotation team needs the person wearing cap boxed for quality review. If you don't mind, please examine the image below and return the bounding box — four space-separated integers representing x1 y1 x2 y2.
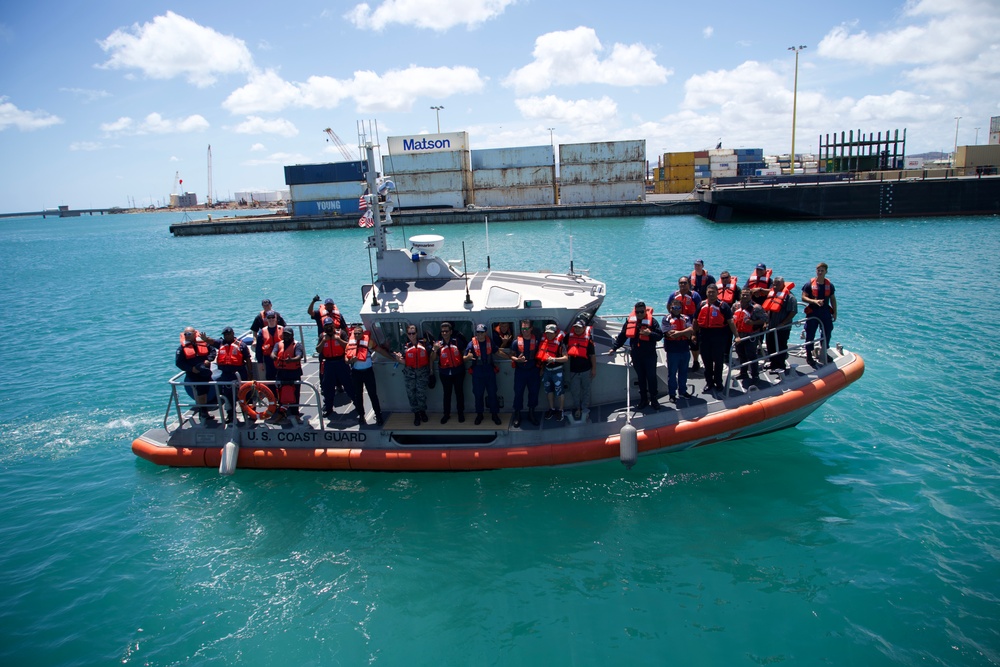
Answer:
175 326 218 421
689 259 716 300
732 291 766 383
661 301 694 401
536 323 570 421
745 263 773 305
316 316 354 417
667 277 702 373
256 311 283 382
206 327 252 423
608 301 664 410
308 295 343 337
250 299 285 343
715 270 741 306
346 323 391 425
394 324 431 426
763 276 798 372
271 327 305 423
565 320 596 422
508 319 541 427
694 284 740 393
432 321 466 424
801 262 837 366
464 323 501 426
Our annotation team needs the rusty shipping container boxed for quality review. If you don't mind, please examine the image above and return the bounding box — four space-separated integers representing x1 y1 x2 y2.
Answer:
560 162 646 185
471 146 554 169
559 182 644 204
473 185 556 207
383 150 469 174
560 140 645 164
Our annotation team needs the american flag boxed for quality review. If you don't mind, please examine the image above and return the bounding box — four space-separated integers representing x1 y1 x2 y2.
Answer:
358 209 374 228
358 191 369 210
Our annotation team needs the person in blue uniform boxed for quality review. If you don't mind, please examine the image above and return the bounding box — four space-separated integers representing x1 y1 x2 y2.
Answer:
271 327 304 422
608 301 664 410
255 311 283 382
315 316 354 418
175 327 218 421
249 299 285 340
763 276 798 372
661 301 694 401
432 322 466 424
507 319 541 427
465 324 501 425
693 284 739 393
667 277 702 372
801 262 837 366
208 326 252 423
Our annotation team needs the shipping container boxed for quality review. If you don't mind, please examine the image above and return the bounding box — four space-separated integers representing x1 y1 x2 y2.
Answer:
903 158 925 169
473 185 556 207
666 165 695 180
391 170 468 193
734 148 764 159
694 151 709 159
471 146 553 170
392 191 466 209
559 162 646 184
284 161 368 186
711 162 736 171
472 165 555 189
559 140 645 164
709 148 735 157
289 198 362 217
559 182 644 204
663 151 695 167
756 169 781 177
713 168 738 178
666 180 695 194
383 150 469 174
289 182 364 202
387 131 469 155
694 157 710 166
956 144 1000 169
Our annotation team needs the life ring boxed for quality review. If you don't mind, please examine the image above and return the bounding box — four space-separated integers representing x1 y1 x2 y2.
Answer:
238 382 276 421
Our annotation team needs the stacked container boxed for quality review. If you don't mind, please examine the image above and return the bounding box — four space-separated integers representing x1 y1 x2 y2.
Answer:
471 146 557 206
657 151 695 193
735 148 765 177
285 161 367 217
558 140 646 204
694 150 710 185
709 148 737 178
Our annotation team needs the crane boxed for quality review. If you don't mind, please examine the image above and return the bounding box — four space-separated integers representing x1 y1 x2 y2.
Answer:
323 128 356 162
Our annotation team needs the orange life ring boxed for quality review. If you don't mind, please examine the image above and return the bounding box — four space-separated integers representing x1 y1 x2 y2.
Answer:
237 382 277 421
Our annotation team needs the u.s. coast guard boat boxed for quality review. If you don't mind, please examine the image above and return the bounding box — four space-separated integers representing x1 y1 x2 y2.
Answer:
133 142 864 473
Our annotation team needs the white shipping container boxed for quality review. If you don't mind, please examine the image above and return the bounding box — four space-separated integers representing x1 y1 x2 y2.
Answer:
802 161 819 168
756 169 781 176
471 146 553 170
802 167 819 174
713 169 738 178
904 158 925 169
559 182 644 204
559 161 646 184
383 150 469 174
559 140 645 164
710 162 735 171
473 166 555 189
393 191 466 209
709 148 736 157
387 131 469 155
392 170 467 193
289 182 363 202
473 186 556 207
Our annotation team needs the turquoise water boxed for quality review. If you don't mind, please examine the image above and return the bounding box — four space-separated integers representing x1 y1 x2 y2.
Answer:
1 211 999 666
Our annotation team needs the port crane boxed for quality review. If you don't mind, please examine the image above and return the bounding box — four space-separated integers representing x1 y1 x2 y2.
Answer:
323 128 356 161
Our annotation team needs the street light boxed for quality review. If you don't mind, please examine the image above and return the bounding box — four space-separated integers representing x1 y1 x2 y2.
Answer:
975 127 980 145
430 106 444 133
953 116 961 167
788 45 806 175
547 127 555 146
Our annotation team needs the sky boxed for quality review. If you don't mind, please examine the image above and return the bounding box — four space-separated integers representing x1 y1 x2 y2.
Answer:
1 0 998 212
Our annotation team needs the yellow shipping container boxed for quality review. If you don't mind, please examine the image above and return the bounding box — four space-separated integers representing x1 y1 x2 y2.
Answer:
666 165 695 180
667 179 695 194
664 151 695 167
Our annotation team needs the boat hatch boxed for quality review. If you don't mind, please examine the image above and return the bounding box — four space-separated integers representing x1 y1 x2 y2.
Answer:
487 286 520 308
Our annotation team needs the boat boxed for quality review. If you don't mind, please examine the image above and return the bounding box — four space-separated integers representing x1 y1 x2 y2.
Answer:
132 141 865 473
698 172 1000 221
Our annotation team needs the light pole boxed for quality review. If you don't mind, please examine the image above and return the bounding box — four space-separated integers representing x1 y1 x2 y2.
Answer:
430 106 444 133
953 116 961 167
547 127 555 146
788 45 806 175
975 127 980 145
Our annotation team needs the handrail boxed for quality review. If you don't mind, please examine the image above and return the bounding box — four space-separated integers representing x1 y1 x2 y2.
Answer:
165 375 325 432
721 315 829 396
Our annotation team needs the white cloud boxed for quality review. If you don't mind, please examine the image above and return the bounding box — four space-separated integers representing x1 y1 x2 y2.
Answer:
250 143 266 151
703 26 714 39
224 65 484 115
346 0 516 31
101 112 209 136
69 141 102 151
504 26 671 94
231 116 299 137
242 151 310 166
98 11 254 87
60 87 112 103
515 95 618 126
0 97 63 131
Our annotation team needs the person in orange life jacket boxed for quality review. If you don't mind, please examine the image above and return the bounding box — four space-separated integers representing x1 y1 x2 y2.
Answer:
745 262 773 305
661 301 694 401
250 298 285 346
204 326 252 424
175 326 218 420
347 323 392 426
763 276 798 372
537 323 570 422
464 324 502 425
491 321 515 355
308 296 344 337
432 321 466 424
394 325 431 426
801 262 837 366
508 319 541 428
690 259 716 300
715 270 741 305
693 284 740 393
608 301 664 410
256 311 283 381
270 327 304 422
732 291 767 382
667 277 702 372
565 320 597 422
315 316 354 418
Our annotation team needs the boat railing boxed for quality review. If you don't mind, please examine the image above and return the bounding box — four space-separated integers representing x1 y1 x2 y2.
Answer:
164 373 324 433
721 316 830 396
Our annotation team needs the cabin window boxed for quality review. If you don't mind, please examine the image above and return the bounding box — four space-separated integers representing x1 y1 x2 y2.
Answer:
371 320 409 354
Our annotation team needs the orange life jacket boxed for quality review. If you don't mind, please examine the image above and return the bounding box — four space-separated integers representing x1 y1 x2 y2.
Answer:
319 303 341 325
716 276 739 304
510 335 537 368
672 293 696 316
732 308 756 334
763 282 795 313
437 338 463 369
804 277 833 314
404 342 430 368
536 331 564 365
216 342 245 366
180 340 210 360
260 325 283 356
320 333 346 358
625 308 655 340
697 303 725 328
566 327 592 358
746 268 773 292
346 332 370 363
664 315 689 335
470 337 492 359
274 340 302 370
690 270 710 295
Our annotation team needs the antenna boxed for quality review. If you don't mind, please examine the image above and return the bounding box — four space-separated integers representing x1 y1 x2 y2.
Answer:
323 128 355 161
462 242 473 305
